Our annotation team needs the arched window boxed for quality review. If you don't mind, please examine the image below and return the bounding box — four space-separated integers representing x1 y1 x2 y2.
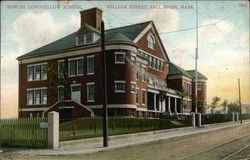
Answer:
147 33 155 49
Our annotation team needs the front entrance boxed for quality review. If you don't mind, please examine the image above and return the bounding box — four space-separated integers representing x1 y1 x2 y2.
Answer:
59 107 73 122
71 85 81 103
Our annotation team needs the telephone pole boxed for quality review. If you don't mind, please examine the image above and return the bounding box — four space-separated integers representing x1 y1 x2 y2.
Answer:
238 78 242 124
194 0 198 114
0 56 1 118
101 21 108 147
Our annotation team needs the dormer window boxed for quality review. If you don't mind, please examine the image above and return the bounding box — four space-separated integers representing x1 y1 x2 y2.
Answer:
79 33 94 45
147 33 155 49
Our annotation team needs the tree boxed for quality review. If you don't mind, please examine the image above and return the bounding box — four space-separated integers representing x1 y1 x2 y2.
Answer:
228 102 240 113
159 89 168 112
44 64 70 102
196 98 203 113
210 96 221 113
176 89 188 114
221 100 229 113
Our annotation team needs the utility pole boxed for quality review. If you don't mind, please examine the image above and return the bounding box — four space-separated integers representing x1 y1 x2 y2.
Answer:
0 56 1 118
238 78 242 124
194 0 198 114
101 21 108 147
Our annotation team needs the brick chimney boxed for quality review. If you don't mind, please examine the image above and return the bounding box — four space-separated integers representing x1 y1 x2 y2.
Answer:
80 8 103 30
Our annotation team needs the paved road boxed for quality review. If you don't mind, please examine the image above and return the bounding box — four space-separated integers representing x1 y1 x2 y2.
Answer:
1 122 250 160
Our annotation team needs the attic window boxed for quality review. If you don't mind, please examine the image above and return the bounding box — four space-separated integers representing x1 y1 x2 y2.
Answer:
147 33 155 49
78 32 94 45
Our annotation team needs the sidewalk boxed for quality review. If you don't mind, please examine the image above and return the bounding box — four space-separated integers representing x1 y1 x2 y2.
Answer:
2 121 249 156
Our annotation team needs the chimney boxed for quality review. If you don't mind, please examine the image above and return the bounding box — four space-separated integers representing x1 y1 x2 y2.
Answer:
80 8 103 30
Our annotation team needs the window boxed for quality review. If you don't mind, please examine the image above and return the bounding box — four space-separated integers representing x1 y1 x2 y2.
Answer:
87 56 95 75
154 58 157 69
27 90 33 105
142 90 146 105
34 90 40 104
136 88 139 104
34 66 40 80
69 58 84 76
149 56 152 67
69 60 76 76
27 67 33 81
27 88 47 105
130 82 136 93
148 77 153 85
151 57 154 68
142 67 146 82
86 33 93 44
77 59 84 75
27 63 47 81
136 72 139 80
58 87 64 101
147 34 155 49
87 83 95 102
115 81 126 93
197 83 202 90
29 112 33 118
115 52 125 64
58 60 65 76
161 61 164 71
131 56 136 63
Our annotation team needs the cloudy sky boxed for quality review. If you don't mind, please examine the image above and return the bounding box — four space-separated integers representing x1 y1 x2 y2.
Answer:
1 1 249 117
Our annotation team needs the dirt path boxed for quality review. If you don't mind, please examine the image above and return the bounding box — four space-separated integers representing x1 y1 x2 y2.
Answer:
1 123 250 160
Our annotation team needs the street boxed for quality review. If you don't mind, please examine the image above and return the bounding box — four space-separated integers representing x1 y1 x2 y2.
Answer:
0 123 250 160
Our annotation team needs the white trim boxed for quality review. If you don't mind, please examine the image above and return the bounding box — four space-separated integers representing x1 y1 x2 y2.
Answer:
87 104 137 109
86 82 95 85
87 55 95 58
19 44 138 64
59 106 74 109
136 108 147 112
114 81 126 93
114 80 126 83
130 82 137 93
68 57 84 61
70 83 81 87
19 107 49 112
114 51 126 64
27 62 47 67
168 75 193 81
26 87 47 91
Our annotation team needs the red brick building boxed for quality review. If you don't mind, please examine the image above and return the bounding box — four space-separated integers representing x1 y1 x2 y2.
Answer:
17 8 207 119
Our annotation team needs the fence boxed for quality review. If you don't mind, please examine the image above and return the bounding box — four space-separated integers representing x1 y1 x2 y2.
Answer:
0 117 48 148
59 117 192 141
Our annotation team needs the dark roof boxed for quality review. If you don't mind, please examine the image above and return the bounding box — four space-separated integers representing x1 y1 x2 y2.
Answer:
168 63 193 79
17 21 151 60
186 70 208 80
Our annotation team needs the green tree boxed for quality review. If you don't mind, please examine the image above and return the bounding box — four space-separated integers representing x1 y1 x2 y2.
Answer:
44 64 70 101
196 98 203 113
210 96 221 113
176 89 188 114
228 102 240 113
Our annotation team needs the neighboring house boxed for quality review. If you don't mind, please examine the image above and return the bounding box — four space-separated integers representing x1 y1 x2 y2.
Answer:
17 7 208 119
186 70 208 113
167 63 193 114
167 63 208 113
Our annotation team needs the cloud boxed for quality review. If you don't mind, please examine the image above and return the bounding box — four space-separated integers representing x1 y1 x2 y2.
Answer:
134 9 179 32
199 19 233 43
238 32 249 47
12 12 79 54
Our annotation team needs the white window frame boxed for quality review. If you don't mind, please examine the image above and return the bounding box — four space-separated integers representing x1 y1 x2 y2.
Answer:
147 33 155 49
142 89 146 105
114 52 126 64
87 82 95 102
27 63 47 82
114 81 126 93
130 82 137 93
26 87 47 105
68 57 84 77
87 55 95 75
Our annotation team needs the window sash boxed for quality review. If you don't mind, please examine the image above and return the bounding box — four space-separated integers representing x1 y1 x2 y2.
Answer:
87 84 94 101
115 83 125 91
136 89 139 103
77 59 84 75
87 57 94 74
115 54 125 63
58 61 65 76
58 87 64 101
142 90 146 104
69 60 76 76
27 67 33 81
27 90 33 105
34 66 40 80
34 90 40 104
41 64 47 80
131 83 136 92
41 89 47 104
86 33 93 44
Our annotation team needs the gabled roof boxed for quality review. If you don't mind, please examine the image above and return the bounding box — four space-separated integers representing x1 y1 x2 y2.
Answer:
168 62 193 79
17 21 151 60
186 70 208 80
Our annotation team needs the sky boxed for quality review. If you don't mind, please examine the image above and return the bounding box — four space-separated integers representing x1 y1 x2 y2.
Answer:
1 1 249 118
